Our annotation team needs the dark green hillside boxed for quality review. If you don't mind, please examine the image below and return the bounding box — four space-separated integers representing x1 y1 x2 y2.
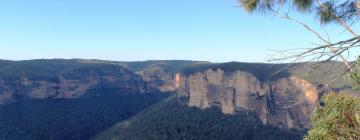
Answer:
0 90 168 140
94 96 305 140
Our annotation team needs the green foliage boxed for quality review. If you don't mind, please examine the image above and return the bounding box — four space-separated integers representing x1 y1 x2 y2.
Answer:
95 96 305 140
238 0 359 24
293 0 313 12
0 91 168 140
316 2 336 24
238 0 258 12
305 93 360 140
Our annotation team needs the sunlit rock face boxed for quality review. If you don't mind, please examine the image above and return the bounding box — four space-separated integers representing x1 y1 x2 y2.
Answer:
157 73 181 92
0 65 156 104
178 69 319 130
137 67 180 92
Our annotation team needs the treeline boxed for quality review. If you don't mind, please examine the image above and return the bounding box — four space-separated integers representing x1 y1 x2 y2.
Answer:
181 62 290 82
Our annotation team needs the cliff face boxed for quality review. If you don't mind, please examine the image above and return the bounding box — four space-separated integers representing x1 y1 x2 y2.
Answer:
178 69 319 130
117 60 208 93
138 66 179 92
0 64 155 105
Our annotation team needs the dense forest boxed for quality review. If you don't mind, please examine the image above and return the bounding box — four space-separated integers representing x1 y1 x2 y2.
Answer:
0 89 168 140
95 96 306 140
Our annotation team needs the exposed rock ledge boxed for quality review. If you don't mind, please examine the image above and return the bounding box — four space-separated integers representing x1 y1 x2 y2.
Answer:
0 66 156 104
178 69 320 130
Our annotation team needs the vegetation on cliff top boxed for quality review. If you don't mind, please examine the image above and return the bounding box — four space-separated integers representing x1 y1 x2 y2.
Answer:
0 59 135 80
181 61 348 86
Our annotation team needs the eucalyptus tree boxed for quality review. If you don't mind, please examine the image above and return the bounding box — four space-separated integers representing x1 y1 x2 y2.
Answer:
238 0 360 80
237 0 360 139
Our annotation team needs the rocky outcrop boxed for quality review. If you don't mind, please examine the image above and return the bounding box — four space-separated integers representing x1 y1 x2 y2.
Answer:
178 69 320 130
0 65 156 104
139 66 180 92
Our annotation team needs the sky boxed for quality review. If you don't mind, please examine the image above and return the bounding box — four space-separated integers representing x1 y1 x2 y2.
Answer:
0 0 359 62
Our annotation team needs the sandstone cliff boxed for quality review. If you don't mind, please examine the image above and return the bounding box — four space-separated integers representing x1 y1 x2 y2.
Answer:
178 69 321 130
0 61 156 104
137 66 180 92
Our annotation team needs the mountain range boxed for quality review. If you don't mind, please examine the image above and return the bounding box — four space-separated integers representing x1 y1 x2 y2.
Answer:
0 59 357 140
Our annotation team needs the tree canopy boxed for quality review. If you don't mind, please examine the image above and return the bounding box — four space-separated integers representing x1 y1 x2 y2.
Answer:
238 0 360 73
238 0 360 25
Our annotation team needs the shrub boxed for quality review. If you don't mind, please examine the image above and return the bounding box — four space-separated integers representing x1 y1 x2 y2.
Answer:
305 93 360 140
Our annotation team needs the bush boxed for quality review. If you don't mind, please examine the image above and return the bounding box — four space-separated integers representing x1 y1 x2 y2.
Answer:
305 93 360 140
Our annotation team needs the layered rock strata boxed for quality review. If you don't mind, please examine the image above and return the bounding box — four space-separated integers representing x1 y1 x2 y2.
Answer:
178 69 320 130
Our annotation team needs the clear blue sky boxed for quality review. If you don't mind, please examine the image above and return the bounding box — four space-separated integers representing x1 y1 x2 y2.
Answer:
0 0 358 62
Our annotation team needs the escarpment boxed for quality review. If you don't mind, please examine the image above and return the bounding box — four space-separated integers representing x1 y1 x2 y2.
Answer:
138 67 181 92
178 69 321 130
0 62 156 104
